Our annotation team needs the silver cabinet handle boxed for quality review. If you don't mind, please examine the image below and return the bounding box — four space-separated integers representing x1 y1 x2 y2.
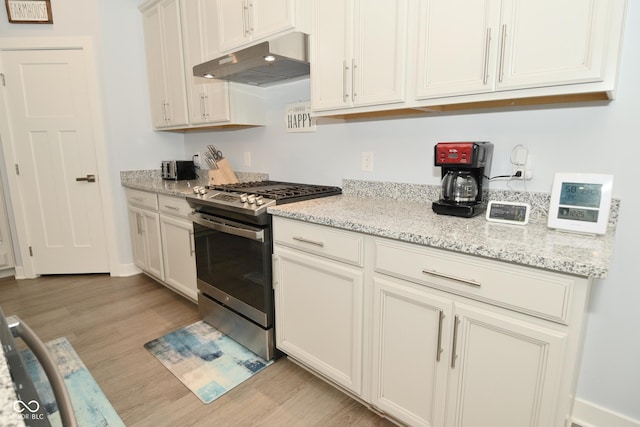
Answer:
75 174 96 182
8 315 78 427
352 58 357 99
189 230 195 256
200 94 206 119
203 95 209 118
292 236 325 247
163 205 180 211
135 212 142 235
498 24 507 83
422 269 481 287
436 310 444 362
247 1 254 33
451 315 459 369
483 27 491 85
343 60 349 102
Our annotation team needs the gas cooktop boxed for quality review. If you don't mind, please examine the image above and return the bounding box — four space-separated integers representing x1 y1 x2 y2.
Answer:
186 180 342 220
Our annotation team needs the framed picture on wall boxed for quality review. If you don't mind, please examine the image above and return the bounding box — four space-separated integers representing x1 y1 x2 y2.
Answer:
5 0 53 24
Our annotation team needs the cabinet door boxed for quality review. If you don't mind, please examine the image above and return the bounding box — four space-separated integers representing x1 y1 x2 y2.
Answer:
250 0 295 40
310 0 352 111
445 303 567 427
217 0 252 52
142 6 169 127
415 0 500 99
127 206 148 271
274 246 364 395
141 209 164 281
141 0 189 128
371 277 452 427
181 0 231 125
497 0 611 90
158 0 189 127
352 0 407 107
160 214 197 301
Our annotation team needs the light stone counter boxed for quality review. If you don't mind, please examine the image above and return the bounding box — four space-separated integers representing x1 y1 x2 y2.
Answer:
120 170 269 196
1 339 26 427
268 180 619 279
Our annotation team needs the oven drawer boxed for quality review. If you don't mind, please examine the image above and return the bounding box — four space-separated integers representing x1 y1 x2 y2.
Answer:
374 238 574 323
159 194 191 218
273 217 364 267
126 188 158 210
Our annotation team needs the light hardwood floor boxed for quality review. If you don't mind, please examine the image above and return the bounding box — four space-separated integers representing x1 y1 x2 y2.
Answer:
0 274 394 427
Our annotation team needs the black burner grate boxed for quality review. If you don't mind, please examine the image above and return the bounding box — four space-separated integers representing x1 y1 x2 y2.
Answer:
209 181 342 203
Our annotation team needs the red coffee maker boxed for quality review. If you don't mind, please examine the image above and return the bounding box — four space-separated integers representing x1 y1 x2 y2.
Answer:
432 141 493 218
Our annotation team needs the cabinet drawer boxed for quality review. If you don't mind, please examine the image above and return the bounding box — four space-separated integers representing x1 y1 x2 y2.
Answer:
158 194 192 218
374 239 574 324
273 217 364 266
126 188 158 210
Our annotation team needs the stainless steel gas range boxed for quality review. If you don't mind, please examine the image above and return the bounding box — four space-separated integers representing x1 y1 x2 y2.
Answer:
186 181 341 360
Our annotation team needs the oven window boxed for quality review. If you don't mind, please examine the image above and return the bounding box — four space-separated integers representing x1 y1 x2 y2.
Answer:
193 222 272 321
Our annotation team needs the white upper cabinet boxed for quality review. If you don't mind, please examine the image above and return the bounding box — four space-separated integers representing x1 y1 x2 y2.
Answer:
415 0 626 101
216 0 308 53
311 0 408 112
141 0 189 128
415 0 501 99
181 0 232 124
497 0 613 90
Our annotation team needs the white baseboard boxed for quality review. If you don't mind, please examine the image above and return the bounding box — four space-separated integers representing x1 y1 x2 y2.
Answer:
109 263 141 277
0 268 14 279
573 398 640 427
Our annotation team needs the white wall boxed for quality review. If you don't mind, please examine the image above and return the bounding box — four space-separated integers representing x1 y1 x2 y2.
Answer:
184 3 640 422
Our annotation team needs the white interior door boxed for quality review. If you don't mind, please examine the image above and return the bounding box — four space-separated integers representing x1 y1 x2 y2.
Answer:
0 49 109 274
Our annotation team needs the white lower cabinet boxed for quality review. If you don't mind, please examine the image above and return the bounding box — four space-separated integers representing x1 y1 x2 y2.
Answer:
127 203 164 281
159 200 197 301
126 189 197 302
273 217 590 427
370 276 451 426
273 242 364 395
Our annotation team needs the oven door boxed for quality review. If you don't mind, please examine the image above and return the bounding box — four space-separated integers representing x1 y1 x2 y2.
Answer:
190 212 273 328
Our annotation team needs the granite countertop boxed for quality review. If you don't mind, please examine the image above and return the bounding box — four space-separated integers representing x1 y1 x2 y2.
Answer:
268 180 618 279
120 170 269 197
1 338 26 427
119 172 617 278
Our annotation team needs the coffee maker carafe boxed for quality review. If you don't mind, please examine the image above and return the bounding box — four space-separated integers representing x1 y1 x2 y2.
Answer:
432 141 493 218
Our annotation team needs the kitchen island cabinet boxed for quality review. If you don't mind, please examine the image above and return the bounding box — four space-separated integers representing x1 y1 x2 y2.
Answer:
269 182 612 427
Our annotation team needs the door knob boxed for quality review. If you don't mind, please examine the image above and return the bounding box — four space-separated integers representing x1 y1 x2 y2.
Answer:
75 174 96 182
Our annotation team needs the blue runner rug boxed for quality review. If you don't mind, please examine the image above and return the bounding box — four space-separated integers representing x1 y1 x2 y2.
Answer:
144 321 273 404
22 337 124 427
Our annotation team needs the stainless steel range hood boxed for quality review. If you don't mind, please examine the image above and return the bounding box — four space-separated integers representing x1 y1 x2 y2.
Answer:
193 32 309 86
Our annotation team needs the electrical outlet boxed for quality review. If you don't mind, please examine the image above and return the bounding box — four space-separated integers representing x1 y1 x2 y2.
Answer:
244 151 252 167
193 153 201 167
361 152 374 172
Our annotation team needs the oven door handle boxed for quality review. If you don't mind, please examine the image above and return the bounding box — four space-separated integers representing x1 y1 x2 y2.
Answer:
189 213 264 242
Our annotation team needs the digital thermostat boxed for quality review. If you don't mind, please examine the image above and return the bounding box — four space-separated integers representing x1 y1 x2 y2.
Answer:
486 201 531 225
547 173 613 235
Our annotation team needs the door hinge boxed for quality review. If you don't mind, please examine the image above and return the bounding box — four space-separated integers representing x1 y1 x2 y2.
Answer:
15 164 19 175
0 73 5 86
29 246 33 256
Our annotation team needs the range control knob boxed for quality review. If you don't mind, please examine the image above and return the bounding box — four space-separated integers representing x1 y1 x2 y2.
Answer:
247 194 256 204
240 193 249 203
255 196 264 206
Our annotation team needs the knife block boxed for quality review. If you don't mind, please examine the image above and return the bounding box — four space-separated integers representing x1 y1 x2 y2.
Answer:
208 159 239 186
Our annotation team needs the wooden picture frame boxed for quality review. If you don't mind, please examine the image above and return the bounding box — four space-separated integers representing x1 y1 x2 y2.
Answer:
5 0 53 24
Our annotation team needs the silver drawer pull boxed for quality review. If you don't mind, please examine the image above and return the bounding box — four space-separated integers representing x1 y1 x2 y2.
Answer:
163 205 180 211
422 269 481 288
292 236 325 247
